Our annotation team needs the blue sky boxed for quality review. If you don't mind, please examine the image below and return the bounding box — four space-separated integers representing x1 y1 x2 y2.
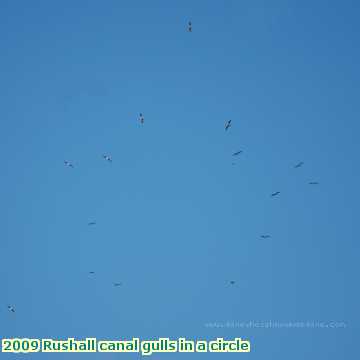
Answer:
0 0 358 358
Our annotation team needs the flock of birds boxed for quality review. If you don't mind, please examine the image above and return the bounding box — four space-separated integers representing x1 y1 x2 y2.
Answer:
225 116 319 284
6 21 320 314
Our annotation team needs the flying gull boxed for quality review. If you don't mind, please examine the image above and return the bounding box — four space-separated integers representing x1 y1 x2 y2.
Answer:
64 160 74 168
102 154 112 162
225 120 232 131
271 191 280 197
232 150 243 156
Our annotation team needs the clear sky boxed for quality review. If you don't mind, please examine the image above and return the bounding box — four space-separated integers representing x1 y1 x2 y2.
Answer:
0 0 358 359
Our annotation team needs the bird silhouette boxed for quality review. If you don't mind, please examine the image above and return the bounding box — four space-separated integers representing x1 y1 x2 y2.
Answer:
225 120 232 131
309 182 319 185
7 305 15 313
260 235 271 239
232 150 243 156
139 113 144 124
64 160 74 168
188 21 192 32
88 221 96 226
271 191 280 197
102 154 112 162
294 161 304 168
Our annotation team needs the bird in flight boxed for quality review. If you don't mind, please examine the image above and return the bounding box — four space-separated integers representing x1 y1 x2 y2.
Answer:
7 305 15 313
188 21 192 32
139 113 144 124
229 280 235 285
102 154 112 162
225 120 232 131
89 271 95 274
294 161 304 168
271 191 280 197
113 282 122 287
64 160 74 168
260 235 271 239
88 221 96 226
232 150 243 156
309 181 319 185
